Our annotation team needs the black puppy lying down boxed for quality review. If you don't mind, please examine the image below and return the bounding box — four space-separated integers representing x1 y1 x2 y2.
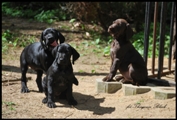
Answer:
20 28 65 93
42 43 80 108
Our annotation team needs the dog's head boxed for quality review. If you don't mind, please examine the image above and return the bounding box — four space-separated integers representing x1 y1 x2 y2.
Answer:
108 18 134 41
40 28 65 51
55 43 80 65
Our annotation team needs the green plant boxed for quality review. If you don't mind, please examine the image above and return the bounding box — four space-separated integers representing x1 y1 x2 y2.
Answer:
2 30 35 54
91 69 96 73
87 30 112 56
2 2 39 18
69 18 76 24
135 99 144 105
34 10 56 24
17 35 35 47
103 46 111 56
2 101 16 110
78 70 85 73
132 22 171 58
2 30 14 54
103 38 112 56
2 2 70 24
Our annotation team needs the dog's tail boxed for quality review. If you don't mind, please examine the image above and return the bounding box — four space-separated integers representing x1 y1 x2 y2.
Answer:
147 77 176 87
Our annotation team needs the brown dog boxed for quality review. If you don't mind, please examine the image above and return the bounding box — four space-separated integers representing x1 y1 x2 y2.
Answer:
102 18 148 86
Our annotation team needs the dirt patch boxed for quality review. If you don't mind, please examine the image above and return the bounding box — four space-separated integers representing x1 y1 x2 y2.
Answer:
2 16 176 118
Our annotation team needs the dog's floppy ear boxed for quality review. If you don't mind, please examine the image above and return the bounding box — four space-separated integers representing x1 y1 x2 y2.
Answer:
55 49 61 64
40 31 47 50
71 46 80 65
126 23 134 41
54 29 65 44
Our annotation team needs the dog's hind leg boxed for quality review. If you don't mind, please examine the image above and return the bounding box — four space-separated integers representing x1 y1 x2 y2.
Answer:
129 64 148 86
20 55 30 93
36 70 43 92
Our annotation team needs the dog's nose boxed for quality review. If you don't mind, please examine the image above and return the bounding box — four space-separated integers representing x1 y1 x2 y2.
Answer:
48 37 53 41
47 34 54 39
59 58 64 61
108 27 114 33
59 55 66 62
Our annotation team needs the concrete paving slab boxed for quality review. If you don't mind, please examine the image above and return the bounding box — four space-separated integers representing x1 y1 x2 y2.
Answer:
96 79 122 93
95 79 176 100
123 84 151 96
151 87 176 99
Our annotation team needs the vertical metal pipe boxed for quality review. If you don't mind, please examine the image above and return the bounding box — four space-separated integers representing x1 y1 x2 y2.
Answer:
144 2 152 66
152 2 158 75
175 59 176 82
144 2 148 65
168 2 175 71
173 4 176 37
173 3 176 82
157 2 167 79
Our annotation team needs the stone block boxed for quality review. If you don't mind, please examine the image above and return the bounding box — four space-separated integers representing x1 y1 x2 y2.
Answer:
96 79 122 93
123 84 151 96
151 87 176 99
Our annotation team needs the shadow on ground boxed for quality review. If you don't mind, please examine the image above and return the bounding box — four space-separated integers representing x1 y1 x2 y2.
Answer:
2 65 108 76
50 92 116 115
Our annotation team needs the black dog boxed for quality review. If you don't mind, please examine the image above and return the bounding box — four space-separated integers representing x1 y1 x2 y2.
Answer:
42 43 80 108
20 28 65 93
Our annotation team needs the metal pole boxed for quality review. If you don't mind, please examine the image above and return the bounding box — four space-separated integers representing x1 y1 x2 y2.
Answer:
152 2 158 75
168 2 175 71
144 2 152 66
157 2 167 79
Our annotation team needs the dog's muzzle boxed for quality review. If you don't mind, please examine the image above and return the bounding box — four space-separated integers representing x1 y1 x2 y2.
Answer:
50 40 58 47
43 40 58 50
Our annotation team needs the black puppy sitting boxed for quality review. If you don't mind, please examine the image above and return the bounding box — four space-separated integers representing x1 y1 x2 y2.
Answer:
42 43 80 108
20 28 65 93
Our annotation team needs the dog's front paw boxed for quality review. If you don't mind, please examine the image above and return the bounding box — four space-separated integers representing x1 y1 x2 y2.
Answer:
102 76 108 81
21 87 30 93
42 97 48 104
47 101 56 108
115 75 123 81
120 79 133 84
68 99 77 106
102 75 114 82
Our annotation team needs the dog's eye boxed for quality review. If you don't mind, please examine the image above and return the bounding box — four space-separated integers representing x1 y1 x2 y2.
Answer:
51 31 55 34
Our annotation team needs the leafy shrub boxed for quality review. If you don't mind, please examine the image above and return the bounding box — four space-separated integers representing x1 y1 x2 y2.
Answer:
2 30 13 54
2 2 39 18
2 30 35 54
2 2 70 24
132 22 171 58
